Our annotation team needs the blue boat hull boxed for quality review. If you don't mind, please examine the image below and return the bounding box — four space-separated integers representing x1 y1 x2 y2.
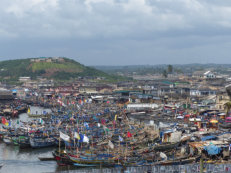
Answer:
30 138 55 148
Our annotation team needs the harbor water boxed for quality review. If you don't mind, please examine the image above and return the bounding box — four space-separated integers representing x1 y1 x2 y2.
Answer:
0 107 57 173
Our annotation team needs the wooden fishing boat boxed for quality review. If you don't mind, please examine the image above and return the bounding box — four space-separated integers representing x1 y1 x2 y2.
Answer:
3 108 12 116
16 106 28 114
30 137 55 148
27 113 44 118
0 129 7 139
38 157 55 161
68 154 116 167
52 151 74 166
18 136 30 149
73 163 98 167
3 136 13 145
12 136 19 145
153 142 180 151
219 123 231 129
155 157 197 165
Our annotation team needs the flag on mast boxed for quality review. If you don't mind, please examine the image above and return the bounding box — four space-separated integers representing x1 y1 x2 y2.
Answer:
127 131 132 138
83 135 89 143
119 135 123 142
74 132 80 140
108 140 114 149
59 131 70 141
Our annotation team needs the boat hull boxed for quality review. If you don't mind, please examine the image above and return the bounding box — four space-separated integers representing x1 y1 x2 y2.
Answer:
30 138 55 148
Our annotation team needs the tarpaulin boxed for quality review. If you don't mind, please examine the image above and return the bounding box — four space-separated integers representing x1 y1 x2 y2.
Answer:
201 135 217 141
204 145 221 155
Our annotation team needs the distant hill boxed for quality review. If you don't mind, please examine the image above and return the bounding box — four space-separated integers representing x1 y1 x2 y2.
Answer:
0 57 125 82
94 64 231 76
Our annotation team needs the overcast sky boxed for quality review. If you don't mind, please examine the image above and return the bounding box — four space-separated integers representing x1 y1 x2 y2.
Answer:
0 0 231 65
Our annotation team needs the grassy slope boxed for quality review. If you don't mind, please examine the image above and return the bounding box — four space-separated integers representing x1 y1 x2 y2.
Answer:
0 58 127 82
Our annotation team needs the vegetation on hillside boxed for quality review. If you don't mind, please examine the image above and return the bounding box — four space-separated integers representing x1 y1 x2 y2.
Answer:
0 57 128 82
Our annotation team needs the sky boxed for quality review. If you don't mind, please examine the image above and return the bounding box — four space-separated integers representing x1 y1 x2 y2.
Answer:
0 0 231 65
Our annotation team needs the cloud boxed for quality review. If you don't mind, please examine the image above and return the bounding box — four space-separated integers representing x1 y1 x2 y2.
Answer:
1 0 231 39
0 0 231 64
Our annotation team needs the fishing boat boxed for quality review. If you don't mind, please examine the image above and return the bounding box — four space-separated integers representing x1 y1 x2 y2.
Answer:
16 105 28 114
18 136 30 149
219 123 231 129
153 142 180 151
68 154 116 167
0 128 7 139
52 150 74 166
38 157 55 161
73 163 98 167
3 135 13 145
12 135 19 145
155 157 197 165
30 137 55 148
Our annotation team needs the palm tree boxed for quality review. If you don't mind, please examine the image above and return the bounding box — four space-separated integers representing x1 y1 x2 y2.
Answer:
224 101 231 118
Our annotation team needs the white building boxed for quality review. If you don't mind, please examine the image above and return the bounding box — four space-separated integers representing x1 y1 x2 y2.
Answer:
19 77 31 82
204 71 216 79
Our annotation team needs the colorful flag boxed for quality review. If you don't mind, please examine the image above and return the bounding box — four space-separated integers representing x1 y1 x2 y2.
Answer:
84 122 89 128
1 117 6 125
83 135 89 143
59 131 70 141
101 119 106 125
57 120 62 127
5 122 9 126
39 118 44 124
79 134 84 142
114 115 117 121
74 132 80 140
127 131 132 138
108 140 114 149
103 126 109 134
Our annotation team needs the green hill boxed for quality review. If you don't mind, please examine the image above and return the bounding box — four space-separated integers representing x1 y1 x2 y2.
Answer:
0 57 125 82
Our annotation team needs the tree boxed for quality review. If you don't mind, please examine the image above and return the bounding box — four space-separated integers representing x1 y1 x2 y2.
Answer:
224 101 231 118
167 65 173 74
162 70 168 78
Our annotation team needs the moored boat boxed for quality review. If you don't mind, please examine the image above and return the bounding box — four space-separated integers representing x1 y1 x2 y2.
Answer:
3 135 13 145
153 142 180 151
30 137 55 149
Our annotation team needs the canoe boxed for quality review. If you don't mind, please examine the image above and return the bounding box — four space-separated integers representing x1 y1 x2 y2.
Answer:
18 136 30 149
52 151 73 166
219 123 231 129
30 137 55 148
69 155 115 166
73 163 98 167
12 137 19 145
27 113 44 118
38 157 55 161
153 142 180 151
3 136 13 145
16 106 28 114
155 157 197 165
